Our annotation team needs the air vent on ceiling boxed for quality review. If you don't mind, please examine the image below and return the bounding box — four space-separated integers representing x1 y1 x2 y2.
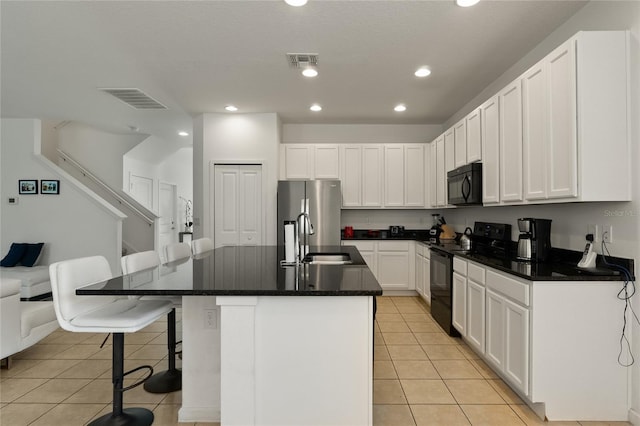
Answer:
100 88 167 110
286 53 319 69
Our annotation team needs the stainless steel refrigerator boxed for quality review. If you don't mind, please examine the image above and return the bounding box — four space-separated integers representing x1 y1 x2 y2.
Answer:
277 180 342 247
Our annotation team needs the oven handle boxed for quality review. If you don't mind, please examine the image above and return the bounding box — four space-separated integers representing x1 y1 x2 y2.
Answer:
462 175 471 202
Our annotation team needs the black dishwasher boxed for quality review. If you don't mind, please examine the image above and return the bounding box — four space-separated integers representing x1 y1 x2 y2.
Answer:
430 247 460 337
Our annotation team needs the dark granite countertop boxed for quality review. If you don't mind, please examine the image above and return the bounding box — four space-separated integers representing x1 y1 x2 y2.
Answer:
77 245 383 297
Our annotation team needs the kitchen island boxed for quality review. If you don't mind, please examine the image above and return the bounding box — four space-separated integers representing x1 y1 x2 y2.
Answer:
78 245 382 425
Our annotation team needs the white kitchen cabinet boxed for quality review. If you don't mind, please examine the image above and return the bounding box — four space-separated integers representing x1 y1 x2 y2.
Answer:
452 271 466 336
485 288 505 370
341 241 376 276
414 242 431 304
415 251 424 297
466 107 482 163
466 279 485 354
339 145 362 207
423 256 430 302
499 79 524 203
377 241 413 291
384 145 404 207
362 145 384 207
429 142 437 208
282 144 314 179
435 135 446 207
453 119 467 168
481 95 500 204
404 144 425 207
314 145 340 179
444 128 455 173
522 60 548 201
504 297 529 395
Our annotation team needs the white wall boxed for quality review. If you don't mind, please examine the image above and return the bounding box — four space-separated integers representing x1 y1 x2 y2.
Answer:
158 147 193 229
283 123 442 144
0 119 124 271
193 113 280 245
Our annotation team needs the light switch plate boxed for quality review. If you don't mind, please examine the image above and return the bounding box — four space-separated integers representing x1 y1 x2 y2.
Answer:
8 196 18 205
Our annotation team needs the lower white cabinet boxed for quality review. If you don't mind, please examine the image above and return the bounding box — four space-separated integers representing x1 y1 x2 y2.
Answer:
503 297 529 394
342 240 414 291
452 271 466 335
466 279 485 353
415 242 431 304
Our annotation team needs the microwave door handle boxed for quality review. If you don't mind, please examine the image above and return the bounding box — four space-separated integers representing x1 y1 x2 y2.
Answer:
462 175 471 202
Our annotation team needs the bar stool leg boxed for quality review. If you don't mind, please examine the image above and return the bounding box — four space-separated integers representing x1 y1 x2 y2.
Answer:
88 333 154 426
143 308 182 393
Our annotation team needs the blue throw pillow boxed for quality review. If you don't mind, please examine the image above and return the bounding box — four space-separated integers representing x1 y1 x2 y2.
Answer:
0 243 27 267
20 243 44 267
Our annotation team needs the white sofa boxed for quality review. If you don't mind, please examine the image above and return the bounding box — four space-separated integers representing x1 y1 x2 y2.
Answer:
1 266 52 300
0 278 59 364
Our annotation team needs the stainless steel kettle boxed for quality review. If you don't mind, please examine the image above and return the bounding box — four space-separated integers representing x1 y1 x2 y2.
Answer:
460 227 473 251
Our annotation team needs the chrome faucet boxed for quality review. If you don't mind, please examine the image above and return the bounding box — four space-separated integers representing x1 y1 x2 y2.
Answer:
296 211 315 262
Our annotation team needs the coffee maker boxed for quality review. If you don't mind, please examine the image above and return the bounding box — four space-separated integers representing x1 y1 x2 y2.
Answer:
517 218 552 262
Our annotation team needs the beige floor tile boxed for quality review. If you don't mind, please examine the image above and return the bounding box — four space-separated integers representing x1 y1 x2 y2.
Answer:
128 344 169 360
395 305 427 314
148 333 170 345
374 379 407 404
378 321 411 333
140 321 169 333
52 344 102 360
387 345 428 361
407 322 442 333
445 379 505 404
0 359 43 379
0 378 48 402
81 333 112 345
65 379 112 403
577 422 631 426
13 344 69 360
400 379 456 404
40 332 93 345
56 359 112 379
509 404 581 426
374 345 391 361
126 332 163 345
153 403 194 426
414 332 462 345
98 359 161 379
423 344 466 360
88 344 144 360
458 343 482 360
411 404 471 426
374 361 398 379
375 332 386 346
0 402 55 425
376 313 405 322
461 404 525 425
468 359 500 380
393 360 440 379
382 332 418 345
160 390 183 405
401 313 433 322
19 359 82 379
373 404 416 426
29 403 106 426
488 379 525 405
123 381 168 404
377 304 400 314
432 360 483 379
15 378 91 403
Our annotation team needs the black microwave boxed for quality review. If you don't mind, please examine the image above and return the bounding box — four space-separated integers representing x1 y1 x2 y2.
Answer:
447 163 482 205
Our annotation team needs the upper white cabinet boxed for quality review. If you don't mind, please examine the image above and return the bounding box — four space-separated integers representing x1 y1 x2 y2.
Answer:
499 79 524 203
384 145 404 207
362 145 384 207
444 128 455 173
404 144 426 207
453 119 467 169
466 107 482 163
434 135 447 207
481 95 500 205
314 145 340 179
429 142 437 208
282 144 314 179
339 145 363 207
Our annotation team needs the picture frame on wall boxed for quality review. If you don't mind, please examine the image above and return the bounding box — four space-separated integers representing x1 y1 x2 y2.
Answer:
40 180 60 195
18 180 38 194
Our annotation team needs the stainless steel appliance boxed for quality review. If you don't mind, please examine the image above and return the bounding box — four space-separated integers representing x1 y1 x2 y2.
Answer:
430 247 459 337
447 163 482 205
277 180 342 249
517 218 552 262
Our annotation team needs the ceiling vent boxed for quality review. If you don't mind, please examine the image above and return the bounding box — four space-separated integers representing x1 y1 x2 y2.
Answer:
286 53 319 69
100 88 167 110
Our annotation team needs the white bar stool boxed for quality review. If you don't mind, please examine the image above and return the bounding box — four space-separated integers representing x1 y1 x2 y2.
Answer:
191 237 214 256
50 256 173 426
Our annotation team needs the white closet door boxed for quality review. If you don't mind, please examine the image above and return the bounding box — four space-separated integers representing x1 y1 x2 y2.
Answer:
214 164 263 248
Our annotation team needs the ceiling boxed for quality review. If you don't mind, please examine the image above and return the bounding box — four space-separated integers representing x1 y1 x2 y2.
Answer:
1 0 588 146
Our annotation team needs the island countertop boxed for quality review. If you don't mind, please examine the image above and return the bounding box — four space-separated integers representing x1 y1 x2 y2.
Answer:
77 245 383 296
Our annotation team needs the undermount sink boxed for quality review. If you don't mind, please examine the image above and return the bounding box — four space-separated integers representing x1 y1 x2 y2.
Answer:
302 253 353 265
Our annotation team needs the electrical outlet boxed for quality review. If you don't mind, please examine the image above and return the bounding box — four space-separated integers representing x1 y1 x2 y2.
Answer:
8 196 18 205
204 308 217 329
602 225 613 243
587 224 599 242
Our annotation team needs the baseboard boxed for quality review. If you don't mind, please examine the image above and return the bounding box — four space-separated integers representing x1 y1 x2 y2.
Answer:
178 406 220 423
381 290 419 296
629 408 640 426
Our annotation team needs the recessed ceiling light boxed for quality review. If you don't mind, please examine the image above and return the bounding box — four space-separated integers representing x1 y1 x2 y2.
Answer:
456 0 480 7
310 104 322 112
302 67 318 78
225 105 238 112
178 131 189 137
394 104 407 112
284 0 308 6
415 67 432 78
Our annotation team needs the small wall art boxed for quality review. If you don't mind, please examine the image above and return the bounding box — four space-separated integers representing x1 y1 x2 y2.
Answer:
40 180 60 195
18 180 38 194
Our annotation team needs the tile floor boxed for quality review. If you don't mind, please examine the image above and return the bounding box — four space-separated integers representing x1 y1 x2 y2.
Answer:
0 296 632 425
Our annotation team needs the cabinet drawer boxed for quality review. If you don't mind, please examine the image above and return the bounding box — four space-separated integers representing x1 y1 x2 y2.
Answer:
453 257 467 275
486 270 529 306
342 240 376 251
467 262 486 285
378 241 409 252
